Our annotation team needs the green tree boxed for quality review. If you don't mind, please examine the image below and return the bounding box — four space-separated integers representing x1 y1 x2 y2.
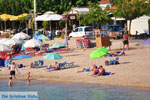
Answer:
0 0 99 15
58 20 65 28
111 0 149 35
18 16 28 30
0 0 32 15
42 21 50 29
80 2 113 28
36 0 100 14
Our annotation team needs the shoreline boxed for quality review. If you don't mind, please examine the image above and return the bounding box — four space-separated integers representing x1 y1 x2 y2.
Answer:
1 76 150 91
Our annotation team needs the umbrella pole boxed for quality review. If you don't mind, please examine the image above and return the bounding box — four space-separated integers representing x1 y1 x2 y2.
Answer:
65 20 68 48
50 21 51 32
4 21 6 32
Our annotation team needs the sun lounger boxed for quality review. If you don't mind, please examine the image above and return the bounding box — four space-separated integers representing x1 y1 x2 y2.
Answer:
31 60 44 68
59 62 74 69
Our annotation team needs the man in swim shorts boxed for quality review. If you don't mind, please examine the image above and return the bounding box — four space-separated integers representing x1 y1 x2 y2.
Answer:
9 62 19 80
122 33 129 50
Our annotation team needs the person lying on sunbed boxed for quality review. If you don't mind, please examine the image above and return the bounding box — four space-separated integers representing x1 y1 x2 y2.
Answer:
46 62 60 70
77 64 96 73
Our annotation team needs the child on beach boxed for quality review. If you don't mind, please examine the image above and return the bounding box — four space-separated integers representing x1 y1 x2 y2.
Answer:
27 72 31 85
8 76 13 87
30 62 34 68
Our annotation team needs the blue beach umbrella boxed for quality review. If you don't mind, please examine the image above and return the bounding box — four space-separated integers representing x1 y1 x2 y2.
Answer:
34 34 49 41
12 54 32 60
44 53 62 60
21 40 25 51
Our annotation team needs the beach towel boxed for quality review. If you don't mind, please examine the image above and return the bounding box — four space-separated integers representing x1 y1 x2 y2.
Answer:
101 72 115 76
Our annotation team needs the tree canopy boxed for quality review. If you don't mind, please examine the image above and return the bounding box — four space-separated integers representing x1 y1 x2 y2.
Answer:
0 0 99 15
111 0 150 35
80 2 113 27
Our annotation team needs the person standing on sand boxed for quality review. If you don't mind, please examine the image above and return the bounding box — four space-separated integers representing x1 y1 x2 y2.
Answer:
122 33 129 50
8 76 13 88
27 72 31 85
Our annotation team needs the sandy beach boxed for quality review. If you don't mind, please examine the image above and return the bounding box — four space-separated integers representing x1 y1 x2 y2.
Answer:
0 39 150 90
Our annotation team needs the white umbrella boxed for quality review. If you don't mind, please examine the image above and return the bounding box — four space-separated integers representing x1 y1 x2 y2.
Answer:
35 12 62 21
24 39 43 48
35 11 62 31
5 39 21 47
12 32 31 40
0 44 12 52
0 38 9 44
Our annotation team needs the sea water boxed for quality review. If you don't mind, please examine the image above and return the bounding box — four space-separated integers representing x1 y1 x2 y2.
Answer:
0 80 150 100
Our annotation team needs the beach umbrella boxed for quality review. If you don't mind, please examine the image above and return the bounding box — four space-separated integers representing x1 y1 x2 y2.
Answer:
50 42 65 49
34 34 49 41
44 53 63 60
64 33 69 48
17 13 29 19
0 14 17 31
0 38 9 44
24 39 43 48
12 54 32 60
12 32 31 40
0 44 12 52
90 48 108 59
35 11 62 21
35 11 62 31
5 39 21 47
21 40 25 51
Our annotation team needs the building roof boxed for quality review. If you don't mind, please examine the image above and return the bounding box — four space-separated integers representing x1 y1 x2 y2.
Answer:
99 0 110 4
109 6 116 10
67 7 89 15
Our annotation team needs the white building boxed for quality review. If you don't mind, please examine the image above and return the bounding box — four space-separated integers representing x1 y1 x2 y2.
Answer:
67 7 89 15
98 0 113 10
128 15 150 35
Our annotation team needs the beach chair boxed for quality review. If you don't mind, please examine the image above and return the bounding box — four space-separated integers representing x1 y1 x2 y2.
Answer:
59 62 74 69
58 63 66 69
39 60 44 66
64 62 74 66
